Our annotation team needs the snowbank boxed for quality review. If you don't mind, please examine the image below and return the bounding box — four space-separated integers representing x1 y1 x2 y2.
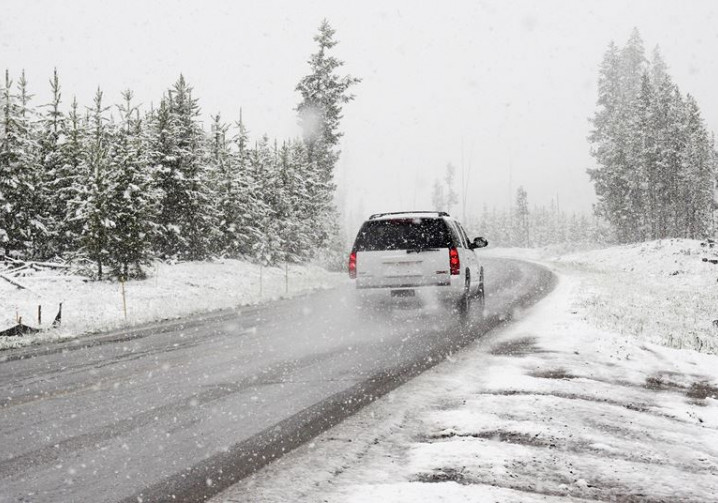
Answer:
556 239 718 353
0 260 344 350
486 239 718 354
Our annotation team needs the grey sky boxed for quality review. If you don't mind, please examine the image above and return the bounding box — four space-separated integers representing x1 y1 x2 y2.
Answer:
2 0 717 232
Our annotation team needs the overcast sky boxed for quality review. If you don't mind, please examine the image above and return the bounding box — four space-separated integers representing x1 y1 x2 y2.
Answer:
2 0 717 232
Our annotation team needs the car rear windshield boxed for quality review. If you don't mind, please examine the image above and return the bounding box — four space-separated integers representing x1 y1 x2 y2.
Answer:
353 218 453 251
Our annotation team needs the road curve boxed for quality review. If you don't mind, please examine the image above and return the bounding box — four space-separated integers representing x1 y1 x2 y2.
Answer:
0 258 555 503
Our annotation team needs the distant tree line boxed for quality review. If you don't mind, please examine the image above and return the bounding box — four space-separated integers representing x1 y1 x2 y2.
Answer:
589 29 717 243
0 20 358 279
469 187 610 248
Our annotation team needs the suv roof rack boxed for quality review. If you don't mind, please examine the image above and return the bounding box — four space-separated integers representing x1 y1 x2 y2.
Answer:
369 211 450 220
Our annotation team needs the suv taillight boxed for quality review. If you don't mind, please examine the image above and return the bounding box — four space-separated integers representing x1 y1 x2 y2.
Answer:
348 251 357 279
449 247 460 275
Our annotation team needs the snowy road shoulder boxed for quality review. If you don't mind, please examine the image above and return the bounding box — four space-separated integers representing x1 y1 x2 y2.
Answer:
214 261 718 502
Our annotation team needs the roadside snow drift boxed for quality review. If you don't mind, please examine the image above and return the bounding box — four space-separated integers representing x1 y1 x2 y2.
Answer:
557 239 718 353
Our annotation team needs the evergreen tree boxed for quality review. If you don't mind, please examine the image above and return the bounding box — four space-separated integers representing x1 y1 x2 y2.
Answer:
619 28 647 104
626 72 655 241
0 70 33 256
0 24 366 273
147 96 177 257
209 112 264 258
295 19 360 251
514 186 530 246
17 71 45 258
74 88 112 279
293 139 319 259
652 72 683 237
431 179 446 212
230 112 264 256
58 96 87 255
106 90 156 278
208 113 235 256
150 75 213 260
277 139 314 262
38 69 67 258
682 95 716 238
296 20 360 176
248 136 283 264
588 42 631 241
588 30 717 242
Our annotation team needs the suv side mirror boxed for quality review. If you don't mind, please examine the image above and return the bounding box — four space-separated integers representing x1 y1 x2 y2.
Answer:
470 237 488 249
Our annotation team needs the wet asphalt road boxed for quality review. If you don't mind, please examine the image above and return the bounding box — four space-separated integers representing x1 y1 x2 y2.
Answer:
0 258 554 503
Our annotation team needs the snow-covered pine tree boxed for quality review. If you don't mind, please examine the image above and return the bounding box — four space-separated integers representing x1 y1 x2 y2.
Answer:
147 96 178 257
58 96 87 255
208 113 234 256
275 139 313 262
38 69 67 258
530 205 545 246
652 66 684 238
170 76 213 260
619 29 647 105
589 31 718 243
106 90 156 279
150 76 213 260
578 214 594 244
16 71 45 258
73 88 113 279
444 163 458 215
589 31 649 243
681 94 716 238
0 70 33 257
431 180 446 212
274 140 295 262
287 139 316 260
248 135 283 265
209 112 264 258
626 72 655 241
229 111 264 257
585 30 718 243
295 19 360 252
567 213 581 244
617 32 647 242
514 186 530 247
588 42 631 242
556 210 569 244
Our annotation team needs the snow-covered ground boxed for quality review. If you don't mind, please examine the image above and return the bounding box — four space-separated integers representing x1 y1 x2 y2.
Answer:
213 239 718 502
0 260 343 350
487 239 718 353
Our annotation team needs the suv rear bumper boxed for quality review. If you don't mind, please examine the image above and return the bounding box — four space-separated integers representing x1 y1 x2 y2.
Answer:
353 275 465 304
355 274 457 290
355 280 450 289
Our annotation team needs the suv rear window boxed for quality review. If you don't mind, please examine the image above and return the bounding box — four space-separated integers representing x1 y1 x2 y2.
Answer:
353 218 453 251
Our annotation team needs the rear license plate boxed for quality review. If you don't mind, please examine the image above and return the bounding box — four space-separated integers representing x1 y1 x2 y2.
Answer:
391 289 415 297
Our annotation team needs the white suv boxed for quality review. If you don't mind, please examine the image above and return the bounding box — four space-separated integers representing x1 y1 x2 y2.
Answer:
348 211 488 312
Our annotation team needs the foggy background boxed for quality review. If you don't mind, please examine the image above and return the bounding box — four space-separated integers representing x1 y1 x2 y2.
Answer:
2 0 717 235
